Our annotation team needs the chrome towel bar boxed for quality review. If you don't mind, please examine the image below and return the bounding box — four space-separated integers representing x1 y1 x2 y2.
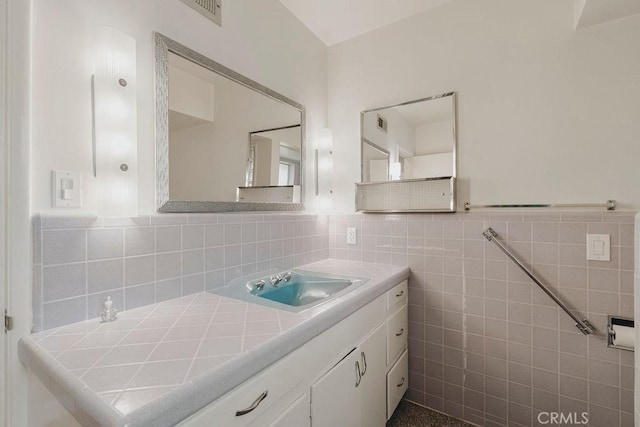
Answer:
465 200 615 211
483 228 594 335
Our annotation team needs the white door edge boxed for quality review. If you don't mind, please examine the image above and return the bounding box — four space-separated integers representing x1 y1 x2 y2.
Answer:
3 1 32 426
0 0 9 424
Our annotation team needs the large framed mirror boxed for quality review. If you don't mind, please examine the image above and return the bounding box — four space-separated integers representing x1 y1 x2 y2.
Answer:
155 33 305 212
357 92 457 212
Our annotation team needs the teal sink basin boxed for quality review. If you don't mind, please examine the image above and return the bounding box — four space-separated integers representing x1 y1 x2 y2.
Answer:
247 274 353 307
211 270 368 312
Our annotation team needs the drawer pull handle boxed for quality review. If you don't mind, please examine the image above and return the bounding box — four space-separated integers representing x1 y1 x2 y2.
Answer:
355 361 362 387
397 377 405 387
235 390 268 416
396 290 404 297
395 328 404 337
360 351 367 376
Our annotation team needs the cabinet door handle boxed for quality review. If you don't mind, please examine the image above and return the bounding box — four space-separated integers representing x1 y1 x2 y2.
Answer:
396 290 404 297
235 390 268 416
395 328 404 337
360 351 367 376
397 377 405 387
355 361 362 387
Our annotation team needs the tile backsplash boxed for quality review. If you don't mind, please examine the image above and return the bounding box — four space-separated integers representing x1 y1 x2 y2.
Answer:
329 211 635 427
32 213 329 331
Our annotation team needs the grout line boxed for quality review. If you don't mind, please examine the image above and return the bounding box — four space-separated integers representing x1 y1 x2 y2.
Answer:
103 295 198 404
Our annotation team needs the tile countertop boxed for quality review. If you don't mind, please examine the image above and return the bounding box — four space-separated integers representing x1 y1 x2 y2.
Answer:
19 259 409 427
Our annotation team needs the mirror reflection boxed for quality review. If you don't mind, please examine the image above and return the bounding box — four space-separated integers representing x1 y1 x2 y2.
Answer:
166 51 302 204
241 125 302 202
361 93 456 182
361 141 390 182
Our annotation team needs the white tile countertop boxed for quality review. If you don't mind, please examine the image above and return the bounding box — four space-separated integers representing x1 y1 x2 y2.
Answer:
19 259 409 426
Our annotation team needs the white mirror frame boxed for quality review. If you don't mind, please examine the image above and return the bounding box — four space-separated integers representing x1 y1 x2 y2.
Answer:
154 32 306 212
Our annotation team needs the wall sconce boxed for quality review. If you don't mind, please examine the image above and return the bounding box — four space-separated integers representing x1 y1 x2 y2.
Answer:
92 27 138 217
390 161 402 180
315 128 333 210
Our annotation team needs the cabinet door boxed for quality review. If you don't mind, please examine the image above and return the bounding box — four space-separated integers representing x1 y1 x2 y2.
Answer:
359 322 387 427
310 348 361 427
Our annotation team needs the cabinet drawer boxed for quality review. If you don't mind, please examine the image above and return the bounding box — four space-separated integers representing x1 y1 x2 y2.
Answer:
250 387 310 427
386 349 408 420
181 349 305 427
386 304 408 367
261 392 309 427
386 280 407 312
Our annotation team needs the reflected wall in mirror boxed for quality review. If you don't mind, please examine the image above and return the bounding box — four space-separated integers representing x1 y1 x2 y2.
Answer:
361 92 456 182
247 125 301 187
156 33 305 212
361 141 390 182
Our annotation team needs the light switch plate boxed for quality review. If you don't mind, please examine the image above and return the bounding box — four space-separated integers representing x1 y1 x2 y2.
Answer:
586 234 610 261
347 227 357 245
52 170 82 208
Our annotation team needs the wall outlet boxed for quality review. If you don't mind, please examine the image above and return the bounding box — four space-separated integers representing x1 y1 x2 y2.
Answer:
347 227 357 245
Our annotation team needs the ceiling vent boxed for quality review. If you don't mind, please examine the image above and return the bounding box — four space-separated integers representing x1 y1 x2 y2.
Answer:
180 0 222 26
377 114 388 133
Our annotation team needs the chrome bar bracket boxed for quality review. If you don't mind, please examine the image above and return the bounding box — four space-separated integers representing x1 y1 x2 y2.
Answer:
482 228 497 241
577 319 595 336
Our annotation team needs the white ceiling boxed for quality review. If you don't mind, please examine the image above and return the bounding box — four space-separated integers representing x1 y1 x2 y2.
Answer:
394 96 453 127
278 0 451 46
575 0 640 29
280 0 640 46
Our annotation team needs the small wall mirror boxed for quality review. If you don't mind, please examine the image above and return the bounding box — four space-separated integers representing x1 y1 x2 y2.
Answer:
361 92 456 181
357 92 457 212
155 33 305 212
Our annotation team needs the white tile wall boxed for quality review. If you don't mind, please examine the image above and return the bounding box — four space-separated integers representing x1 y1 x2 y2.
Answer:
32 213 329 331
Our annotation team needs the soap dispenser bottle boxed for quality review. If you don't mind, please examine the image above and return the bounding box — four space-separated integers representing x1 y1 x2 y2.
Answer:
99 297 118 322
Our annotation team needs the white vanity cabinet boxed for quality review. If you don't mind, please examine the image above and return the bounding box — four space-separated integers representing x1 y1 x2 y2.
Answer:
310 322 386 427
385 280 409 419
181 345 310 427
310 347 362 427
180 279 409 427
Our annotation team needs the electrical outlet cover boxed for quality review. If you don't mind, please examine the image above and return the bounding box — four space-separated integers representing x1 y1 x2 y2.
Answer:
347 227 357 245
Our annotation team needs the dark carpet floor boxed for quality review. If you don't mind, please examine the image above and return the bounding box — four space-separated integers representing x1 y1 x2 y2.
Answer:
387 400 474 427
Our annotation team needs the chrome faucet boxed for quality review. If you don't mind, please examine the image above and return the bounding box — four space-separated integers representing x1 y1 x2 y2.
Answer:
269 271 292 287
